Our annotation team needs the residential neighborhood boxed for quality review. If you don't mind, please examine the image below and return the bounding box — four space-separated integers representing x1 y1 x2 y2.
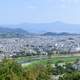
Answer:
0 35 80 59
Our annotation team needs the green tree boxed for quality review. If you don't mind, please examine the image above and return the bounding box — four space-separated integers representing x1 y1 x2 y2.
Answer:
23 63 51 80
52 64 65 75
59 72 80 80
0 59 23 80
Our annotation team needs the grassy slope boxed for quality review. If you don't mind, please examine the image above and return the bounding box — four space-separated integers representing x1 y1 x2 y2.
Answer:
15 56 80 67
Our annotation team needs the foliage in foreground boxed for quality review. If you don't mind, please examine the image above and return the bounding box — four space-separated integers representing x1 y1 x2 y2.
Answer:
0 59 23 80
1 58 80 80
23 64 50 80
59 72 80 80
0 59 52 80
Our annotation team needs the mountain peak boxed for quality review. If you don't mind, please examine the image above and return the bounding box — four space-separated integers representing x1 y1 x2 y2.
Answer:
0 21 80 33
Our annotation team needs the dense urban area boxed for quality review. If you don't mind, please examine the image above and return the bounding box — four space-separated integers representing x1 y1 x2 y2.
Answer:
0 35 80 58
0 35 80 80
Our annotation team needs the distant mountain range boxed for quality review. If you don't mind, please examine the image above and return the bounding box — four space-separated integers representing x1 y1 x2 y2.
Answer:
41 32 79 36
0 21 80 37
6 21 80 33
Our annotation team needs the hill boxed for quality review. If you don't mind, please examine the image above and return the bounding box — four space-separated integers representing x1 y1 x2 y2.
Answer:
41 32 79 36
12 21 80 33
0 21 80 37
0 27 29 38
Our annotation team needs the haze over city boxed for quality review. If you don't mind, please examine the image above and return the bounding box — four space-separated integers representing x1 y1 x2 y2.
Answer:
0 1 80 80
0 0 80 33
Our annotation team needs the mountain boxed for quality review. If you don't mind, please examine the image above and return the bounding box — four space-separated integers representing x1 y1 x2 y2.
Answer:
0 27 29 38
5 21 80 33
41 32 78 36
0 27 27 33
0 21 80 37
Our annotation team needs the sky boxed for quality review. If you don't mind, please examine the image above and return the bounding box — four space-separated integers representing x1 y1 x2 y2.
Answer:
0 0 80 25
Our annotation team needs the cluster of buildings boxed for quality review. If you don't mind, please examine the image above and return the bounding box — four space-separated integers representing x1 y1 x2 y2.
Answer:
0 35 80 59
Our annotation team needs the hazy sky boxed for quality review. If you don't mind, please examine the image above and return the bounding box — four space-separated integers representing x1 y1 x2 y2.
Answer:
0 0 80 24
